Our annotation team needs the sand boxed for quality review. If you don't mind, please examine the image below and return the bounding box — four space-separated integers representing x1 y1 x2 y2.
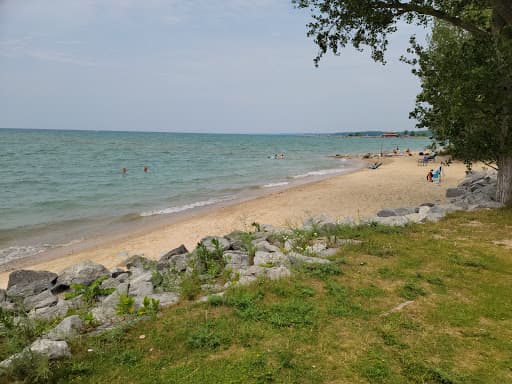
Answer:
0 155 468 288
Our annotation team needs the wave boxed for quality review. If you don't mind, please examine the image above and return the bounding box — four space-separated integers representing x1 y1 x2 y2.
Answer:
263 182 290 188
0 245 47 266
292 168 345 179
140 196 234 217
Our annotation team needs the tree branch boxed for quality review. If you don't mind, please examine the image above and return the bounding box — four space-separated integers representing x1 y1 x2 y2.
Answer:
483 161 499 170
377 1 490 37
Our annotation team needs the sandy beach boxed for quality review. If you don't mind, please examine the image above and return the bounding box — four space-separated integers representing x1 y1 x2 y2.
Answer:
0 155 468 288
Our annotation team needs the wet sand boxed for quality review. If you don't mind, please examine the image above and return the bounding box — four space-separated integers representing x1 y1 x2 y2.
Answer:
0 155 467 288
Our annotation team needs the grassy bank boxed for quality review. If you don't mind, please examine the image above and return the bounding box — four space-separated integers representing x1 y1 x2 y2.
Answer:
3 209 512 383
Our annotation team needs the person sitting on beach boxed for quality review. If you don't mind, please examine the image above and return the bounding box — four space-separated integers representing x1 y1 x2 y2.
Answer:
423 155 429 165
426 169 433 182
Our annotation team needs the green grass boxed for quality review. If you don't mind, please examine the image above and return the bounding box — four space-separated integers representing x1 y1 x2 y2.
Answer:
2 208 512 383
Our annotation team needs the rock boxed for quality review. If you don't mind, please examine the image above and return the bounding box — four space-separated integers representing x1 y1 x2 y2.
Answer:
45 315 83 340
224 231 247 251
159 244 188 262
371 216 409 226
260 224 276 233
419 202 435 207
253 251 288 267
30 339 71 359
0 289 6 303
376 208 399 217
223 251 251 271
146 292 180 307
318 248 339 258
100 272 130 290
157 253 189 272
337 216 356 226
446 188 465 198
124 255 156 271
284 240 293 252
303 214 333 229
29 296 84 321
54 261 109 292
91 285 127 323
23 289 58 311
236 266 266 286
265 266 291 280
111 268 127 278
200 236 231 252
288 252 331 265
309 240 328 253
7 270 58 298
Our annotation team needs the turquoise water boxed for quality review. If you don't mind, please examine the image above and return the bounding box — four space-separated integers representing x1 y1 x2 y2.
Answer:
0 129 430 264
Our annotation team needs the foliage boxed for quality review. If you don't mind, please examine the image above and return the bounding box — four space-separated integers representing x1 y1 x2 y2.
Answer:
116 293 136 316
293 0 512 204
180 273 202 300
138 297 160 317
64 276 115 305
196 240 226 278
11 209 512 383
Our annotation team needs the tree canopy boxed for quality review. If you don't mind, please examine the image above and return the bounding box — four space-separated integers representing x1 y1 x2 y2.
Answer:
294 0 512 205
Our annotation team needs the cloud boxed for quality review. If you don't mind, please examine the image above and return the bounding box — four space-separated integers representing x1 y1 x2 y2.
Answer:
0 38 95 66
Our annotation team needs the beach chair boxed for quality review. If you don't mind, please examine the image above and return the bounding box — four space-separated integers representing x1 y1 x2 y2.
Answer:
368 162 382 170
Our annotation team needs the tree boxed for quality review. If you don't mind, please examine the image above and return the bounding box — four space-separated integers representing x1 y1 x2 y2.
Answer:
293 0 512 206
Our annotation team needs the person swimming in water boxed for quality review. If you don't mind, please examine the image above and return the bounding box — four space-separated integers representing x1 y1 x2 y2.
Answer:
144 166 148 172
122 167 127 175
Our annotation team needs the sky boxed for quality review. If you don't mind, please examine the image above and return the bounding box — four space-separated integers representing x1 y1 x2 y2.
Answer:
0 1 428 134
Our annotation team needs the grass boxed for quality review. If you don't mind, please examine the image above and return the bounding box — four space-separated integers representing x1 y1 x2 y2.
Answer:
2 208 512 383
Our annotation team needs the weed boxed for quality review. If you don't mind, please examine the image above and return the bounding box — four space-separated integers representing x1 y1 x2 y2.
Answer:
296 262 342 278
186 319 232 351
180 273 202 300
138 297 160 316
116 293 136 315
64 276 115 304
399 282 427 300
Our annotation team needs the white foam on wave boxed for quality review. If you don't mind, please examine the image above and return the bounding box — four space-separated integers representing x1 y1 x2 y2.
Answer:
140 196 234 217
263 182 290 188
0 245 46 266
292 168 345 179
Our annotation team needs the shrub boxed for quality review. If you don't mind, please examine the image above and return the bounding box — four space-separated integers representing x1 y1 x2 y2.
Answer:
116 293 136 315
64 276 115 304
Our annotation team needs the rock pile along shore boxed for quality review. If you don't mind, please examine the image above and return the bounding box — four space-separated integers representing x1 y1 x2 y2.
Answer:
0 171 503 367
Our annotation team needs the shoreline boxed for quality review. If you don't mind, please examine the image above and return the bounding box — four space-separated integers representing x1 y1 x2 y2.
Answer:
0 155 466 288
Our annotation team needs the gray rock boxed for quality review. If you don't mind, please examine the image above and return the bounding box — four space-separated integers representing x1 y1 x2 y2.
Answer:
30 339 71 359
99 272 130 290
223 250 251 271
0 289 6 303
446 188 465 198
288 252 331 265
376 208 399 217
284 240 293 252
265 266 291 280
54 261 109 292
337 216 356 226
371 216 409 226
29 296 84 321
159 244 188 262
200 236 231 252
111 268 127 278
253 251 288 267
124 255 156 271
318 248 340 258
7 270 58 298
146 292 180 307
45 315 83 340
23 289 58 311
157 253 189 272
91 285 127 323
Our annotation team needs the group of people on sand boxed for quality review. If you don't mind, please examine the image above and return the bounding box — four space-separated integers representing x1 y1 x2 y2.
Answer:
426 166 444 184
121 166 149 175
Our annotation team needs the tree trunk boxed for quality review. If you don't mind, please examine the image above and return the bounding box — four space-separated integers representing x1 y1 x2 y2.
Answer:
497 155 512 206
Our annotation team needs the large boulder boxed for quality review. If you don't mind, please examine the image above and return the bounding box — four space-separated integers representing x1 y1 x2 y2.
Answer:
253 251 288 267
45 315 83 341
157 246 189 272
223 251 251 271
124 255 156 271
30 339 71 359
7 270 58 298
265 266 291 280
53 261 109 292
91 283 128 323
29 296 84 321
288 252 331 265
146 292 180 308
23 289 58 311
200 236 231 252
371 216 409 226
446 188 465 198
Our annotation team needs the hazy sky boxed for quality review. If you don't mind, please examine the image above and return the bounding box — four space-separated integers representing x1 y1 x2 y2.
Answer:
0 1 427 133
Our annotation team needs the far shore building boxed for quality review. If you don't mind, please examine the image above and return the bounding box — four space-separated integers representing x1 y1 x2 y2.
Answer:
381 131 399 138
